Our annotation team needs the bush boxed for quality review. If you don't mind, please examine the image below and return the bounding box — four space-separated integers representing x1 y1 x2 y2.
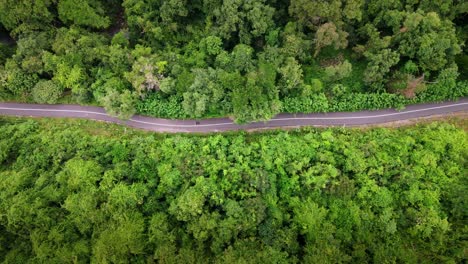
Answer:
416 67 468 101
136 93 187 119
282 93 330 113
329 92 407 111
101 89 137 120
283 92 408 113
32 80 63 104
324 60 352 82
5 69 39 96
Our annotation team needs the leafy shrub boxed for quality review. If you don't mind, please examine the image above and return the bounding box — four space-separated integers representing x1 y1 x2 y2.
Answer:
32 80 63 104
282 93 329 113
6 69 39 95
101 89 137 120
136 93 187 119
324 60 352 82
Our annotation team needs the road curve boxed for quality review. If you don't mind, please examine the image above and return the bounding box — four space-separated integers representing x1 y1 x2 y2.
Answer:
0 99 467 133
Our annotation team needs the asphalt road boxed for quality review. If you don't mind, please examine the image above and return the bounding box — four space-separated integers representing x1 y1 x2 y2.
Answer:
0 99 467 133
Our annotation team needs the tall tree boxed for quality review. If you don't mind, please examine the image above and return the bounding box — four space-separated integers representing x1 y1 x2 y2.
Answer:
124 45 168 98
101 89 137 120
314 22 348 57
58 0 111 28
182 67 225 118
0 0 55 34
208 0 275 44
232 63 281 122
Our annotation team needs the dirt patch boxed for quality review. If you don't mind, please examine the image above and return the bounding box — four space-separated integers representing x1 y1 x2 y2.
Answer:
0 28 15 45
401 75 425 98
103 6 127 36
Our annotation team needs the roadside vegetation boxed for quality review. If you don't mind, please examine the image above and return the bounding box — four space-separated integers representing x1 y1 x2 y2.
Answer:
0 1 467 122
0 117 466 262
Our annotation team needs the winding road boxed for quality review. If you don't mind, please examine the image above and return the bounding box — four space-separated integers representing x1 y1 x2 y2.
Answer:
0 100 467 132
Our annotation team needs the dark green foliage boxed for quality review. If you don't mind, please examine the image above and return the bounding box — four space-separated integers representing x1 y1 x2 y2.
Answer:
0 42 14 65
0 0 467 120
0 119 466 262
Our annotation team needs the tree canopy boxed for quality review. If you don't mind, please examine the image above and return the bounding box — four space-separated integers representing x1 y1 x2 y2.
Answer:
0 118 466 262
0 0 467 121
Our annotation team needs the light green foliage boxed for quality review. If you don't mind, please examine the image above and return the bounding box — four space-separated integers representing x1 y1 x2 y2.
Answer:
182 68 225 118
199 36 223 56
324 60 353 82
91 72 120 102
55 62 87 94
258 46 284 68
32 80 62 104
101 89 137 120
402 60 419 75
343 0 364 22
3 65 39 95
159 76 176 94
124 46 168 98
58 0 110 29
364 49 400 91
40 27 108 101
422 65 461 99
0 119 466 262
102 44 132 76
0 0 55 35
92 212 146 263
50 27 107 64
278 57 304 95
302 78 323 96
57 158 103 191
314 22 349 57
331 83 348 97
111 31 130 47
229 44 255 73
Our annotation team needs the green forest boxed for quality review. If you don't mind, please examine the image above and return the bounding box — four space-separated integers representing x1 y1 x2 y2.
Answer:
0 1 467 121
0 117 466 262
